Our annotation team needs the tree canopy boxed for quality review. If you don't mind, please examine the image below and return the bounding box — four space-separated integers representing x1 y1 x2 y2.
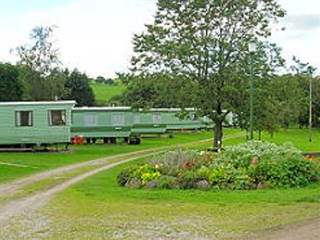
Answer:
129 0 286 147
0 63 23 101
64 69 95 106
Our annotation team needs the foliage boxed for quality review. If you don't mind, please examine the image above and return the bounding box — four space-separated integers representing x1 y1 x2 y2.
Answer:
156 175 178 189
64 69 95 106
132 164 161 185
11 25 69 101
287 57 320 128
0 63 23 101
217 141 301 168
251 155 320 188
116 166 136 186
13 25 60 76
209 164 255 190
117 141 320 190
118 73 196 108
129 0 286 148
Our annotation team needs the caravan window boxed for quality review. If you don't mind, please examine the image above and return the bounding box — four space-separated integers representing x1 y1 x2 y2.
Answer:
84 114 98 126
49 110 66 126
133 114 140 124
15 111 33 126
112 113 124 126
152 113 161 124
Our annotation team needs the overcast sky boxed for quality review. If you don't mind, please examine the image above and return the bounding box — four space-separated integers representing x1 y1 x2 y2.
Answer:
0 0 319 78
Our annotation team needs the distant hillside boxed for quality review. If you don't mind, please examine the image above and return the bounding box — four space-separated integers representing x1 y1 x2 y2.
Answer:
90 81 126 106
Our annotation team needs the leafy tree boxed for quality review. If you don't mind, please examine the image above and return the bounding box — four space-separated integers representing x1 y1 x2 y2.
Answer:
16 64 43 100
119 73 196 108
0 63 23 101
105 78 115 85
45 69 68 100
129 0 285 147
271 74 306 128
64 69 95 106
96 76 106 84
13 25 60 75
12 25 67 101
290 57 319 129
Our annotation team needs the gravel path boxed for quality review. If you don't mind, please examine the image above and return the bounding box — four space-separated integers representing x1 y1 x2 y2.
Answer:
249 218 320 240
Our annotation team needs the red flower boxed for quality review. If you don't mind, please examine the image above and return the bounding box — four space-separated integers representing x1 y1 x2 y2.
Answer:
251 157 259 165
184 161 193 168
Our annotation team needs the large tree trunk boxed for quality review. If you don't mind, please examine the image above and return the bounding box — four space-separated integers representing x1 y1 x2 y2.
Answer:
213 118 223 149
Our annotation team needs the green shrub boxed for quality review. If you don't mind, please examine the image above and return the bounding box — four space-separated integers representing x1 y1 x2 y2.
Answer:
208 164 254 190
116 166 137 186
195 166 211 181
251 155 320 188
156 176 178 189
178 170 200 189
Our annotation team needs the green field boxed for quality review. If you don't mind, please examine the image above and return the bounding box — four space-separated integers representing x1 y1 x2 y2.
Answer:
261 128 320 152
90 81 126 105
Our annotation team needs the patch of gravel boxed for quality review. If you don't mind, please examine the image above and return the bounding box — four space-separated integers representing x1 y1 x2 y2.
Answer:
1 210 50 240
247 218 320 240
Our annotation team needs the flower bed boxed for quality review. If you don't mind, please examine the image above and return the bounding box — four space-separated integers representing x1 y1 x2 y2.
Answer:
117 141 320 190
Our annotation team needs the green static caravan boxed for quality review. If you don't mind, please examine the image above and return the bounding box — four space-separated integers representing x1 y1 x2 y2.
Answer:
0 101 76 147
71 107 134 144
149 108 205 132
131 109 167 136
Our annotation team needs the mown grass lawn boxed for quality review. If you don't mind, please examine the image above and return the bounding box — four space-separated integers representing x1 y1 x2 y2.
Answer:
261 128 320 152
43 156 320 239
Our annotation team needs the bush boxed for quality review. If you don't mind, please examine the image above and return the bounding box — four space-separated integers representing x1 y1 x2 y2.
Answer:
178 170 201 189
216 141 302 168
208 164 255 190
157 176 178 189
116 166 137 186
251 155 320 188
